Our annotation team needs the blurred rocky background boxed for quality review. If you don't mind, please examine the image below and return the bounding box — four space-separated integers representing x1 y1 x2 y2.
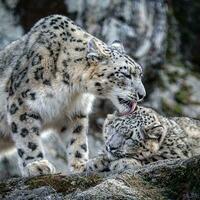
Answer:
0 0 200 180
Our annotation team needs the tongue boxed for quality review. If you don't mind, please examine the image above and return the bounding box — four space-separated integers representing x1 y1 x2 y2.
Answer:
120 101 137 116
130 101 137 113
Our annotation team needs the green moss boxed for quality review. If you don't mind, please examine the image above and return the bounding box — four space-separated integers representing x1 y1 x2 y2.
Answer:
0 182 11 197
175 84 191 104
139 156 200 199
166 70 179 83
121 175 166 200
161 99 182 116
165 67 187 84
26 173 103 194
155 77 166 90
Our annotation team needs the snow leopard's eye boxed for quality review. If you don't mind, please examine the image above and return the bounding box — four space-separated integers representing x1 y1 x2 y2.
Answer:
121 72 131 79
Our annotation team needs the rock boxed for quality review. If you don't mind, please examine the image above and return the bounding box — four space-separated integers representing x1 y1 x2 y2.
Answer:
171 0 200 67
145 64 200 118
65 0 167 69
0 0 23 49
0 156 200 199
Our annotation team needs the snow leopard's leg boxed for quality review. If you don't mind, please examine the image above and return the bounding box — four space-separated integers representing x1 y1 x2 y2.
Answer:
7 103 55 176
66 114 90 173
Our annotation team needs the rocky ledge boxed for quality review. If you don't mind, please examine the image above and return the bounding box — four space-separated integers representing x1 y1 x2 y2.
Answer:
0 155 199 200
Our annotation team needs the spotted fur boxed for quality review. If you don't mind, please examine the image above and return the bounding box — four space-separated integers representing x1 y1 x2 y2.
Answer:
86 106 200 172
0 15 145 176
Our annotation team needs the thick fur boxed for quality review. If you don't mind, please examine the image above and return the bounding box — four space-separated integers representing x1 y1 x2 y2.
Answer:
86 106 200 172
0 15 145 176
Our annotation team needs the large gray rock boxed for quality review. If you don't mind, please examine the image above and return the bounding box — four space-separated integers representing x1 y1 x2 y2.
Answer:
0 155 200 199
65 0 167 69
145 64 200 118
0 0 23 49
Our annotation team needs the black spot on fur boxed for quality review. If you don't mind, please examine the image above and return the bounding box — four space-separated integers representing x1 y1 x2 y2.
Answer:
73 125 83 133
30 93 36 100
53 26 59 29
9 103 18 115
80 144 87 152
75 151 82 158
20 128 29 137
43 79 51 86
62 60 68 67
28 142 37 151
97 74 104 77
74 113 87 119
37 152 44 158
63 72 70 84
25 156 34 160
76 39 83 43
95 82 101 87
11 122 18 133
61 126 67 133
34 67 44 80
32 55 42 65
17 149 24 158
27 113 42 121
18 98 23 105
70 138 76 145
31 127 40 135
20 113 27 121
21 89 31 98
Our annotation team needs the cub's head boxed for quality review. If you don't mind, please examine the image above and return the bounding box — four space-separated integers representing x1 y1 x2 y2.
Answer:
103 106 166 160
85 39 146 115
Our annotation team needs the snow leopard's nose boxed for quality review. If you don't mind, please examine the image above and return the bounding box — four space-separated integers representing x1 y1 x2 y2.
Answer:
138 92 145 101
136 84 146 102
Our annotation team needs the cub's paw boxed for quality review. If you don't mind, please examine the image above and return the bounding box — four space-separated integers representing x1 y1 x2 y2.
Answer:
69 162 86 173
110 158 141 172
86 157 110 173
25 159 56 176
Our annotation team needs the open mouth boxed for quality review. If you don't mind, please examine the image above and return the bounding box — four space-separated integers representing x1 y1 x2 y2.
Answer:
117 97 137 116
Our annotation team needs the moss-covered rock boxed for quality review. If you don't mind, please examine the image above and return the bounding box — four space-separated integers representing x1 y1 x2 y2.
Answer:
175 84 191 104
1 156 200 199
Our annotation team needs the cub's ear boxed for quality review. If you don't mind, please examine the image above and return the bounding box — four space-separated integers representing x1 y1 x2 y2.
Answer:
110 40 125 54
87 38 109 65
142 123 166 144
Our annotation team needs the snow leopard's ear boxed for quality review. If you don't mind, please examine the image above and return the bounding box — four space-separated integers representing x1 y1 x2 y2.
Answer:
110 40 125 54
87 38 109 66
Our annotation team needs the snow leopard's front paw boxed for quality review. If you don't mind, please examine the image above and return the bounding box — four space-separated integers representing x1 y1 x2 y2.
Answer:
25 159 56 176
69 162 86 173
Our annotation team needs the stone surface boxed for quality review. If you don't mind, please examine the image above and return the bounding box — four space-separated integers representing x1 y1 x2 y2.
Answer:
0 0 23 49
0 156 200 199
